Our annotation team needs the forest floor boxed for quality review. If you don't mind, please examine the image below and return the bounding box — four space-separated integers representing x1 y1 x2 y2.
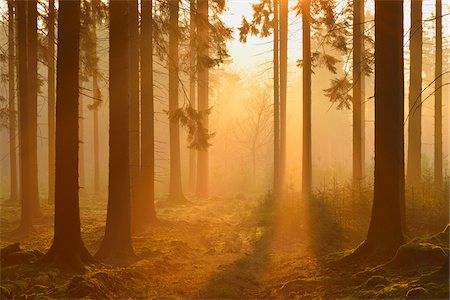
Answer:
0 192 448 299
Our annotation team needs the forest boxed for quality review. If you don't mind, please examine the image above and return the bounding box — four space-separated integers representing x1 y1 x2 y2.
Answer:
0 0 449 298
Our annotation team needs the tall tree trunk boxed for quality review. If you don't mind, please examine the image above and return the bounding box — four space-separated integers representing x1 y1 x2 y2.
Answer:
352 0 365 189
41 0 94 270
17 0 33 232
434 0 443 190
273 0 280 195
140 0 157 225
196 0 209 198
79 93 85 192
92 104 100 193
129 0 141 233
301 0 312 201
95 0 135 265
406 0 422 186
352 0 405 258
168 0 186 203
48 0 55 205
8 0 18 203
279 0 287 192
15 2 21 203
189 0 197 194
91 0 100 195
27 0 42 219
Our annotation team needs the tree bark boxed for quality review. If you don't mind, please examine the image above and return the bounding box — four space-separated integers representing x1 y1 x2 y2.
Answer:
17 0 33 232
434 0 443 190
140 0 157 225
95 0 135 265
48 0 55 205
353 0 405 258
41 0 94 270
168 0 186 203
352 0 365 189
301 0 312 201
91 0 100 195
196 0 209 198
273 0 280 195
8 0 18 204
279 0 288 192
128 0 141 233
27 0 42 219
189 0 197 194
406 0 422 186
79 93 85 192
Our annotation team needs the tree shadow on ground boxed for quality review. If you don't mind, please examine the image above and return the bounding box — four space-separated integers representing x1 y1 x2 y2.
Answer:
197 194 275 299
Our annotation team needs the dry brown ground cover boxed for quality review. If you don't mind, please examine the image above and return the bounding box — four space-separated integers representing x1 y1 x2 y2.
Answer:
0 192 448 299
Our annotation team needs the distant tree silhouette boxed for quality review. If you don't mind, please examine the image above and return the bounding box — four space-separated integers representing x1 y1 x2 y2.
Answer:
273 0 280 195
7 0 18 204
406 0 422 187
189 0 197 194
41 0 94 270
279 0 288 191
16 0 33 233
90 0 102 196
27 0 42 219
139 0 158 226
435 0 443 190
167 0 187 203
301 0 312 201
239 0 281 195
352 0 365 189
47 0 56 205
196 0 209 198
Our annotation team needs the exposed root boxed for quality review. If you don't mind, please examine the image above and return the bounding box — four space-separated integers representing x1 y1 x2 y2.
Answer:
40 244 95 272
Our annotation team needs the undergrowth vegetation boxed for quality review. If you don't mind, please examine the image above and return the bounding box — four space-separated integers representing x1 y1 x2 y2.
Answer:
0 181 448 299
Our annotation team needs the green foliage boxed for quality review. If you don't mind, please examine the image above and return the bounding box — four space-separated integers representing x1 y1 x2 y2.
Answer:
238 0 273 42
166 104 215 151
154 0 232 73
296 0 375 110
80 0 107 87
323 76 352 109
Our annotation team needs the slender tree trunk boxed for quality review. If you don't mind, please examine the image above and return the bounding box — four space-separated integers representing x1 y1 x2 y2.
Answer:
273 0 280 195
27 0 42 219
406 0 422 186
41 0 94 270
168 0 186 203
252 148 256 188
435 0 443 190
17 0 33 232
96 0 135 265
48 0 55 204
196 0 209 198
301 0 312 201
352 0 365 189
93 107 100 193
129 0 141 233
189 0 197 194
353 0 405 258
91 0 100 195
279 0 287 192
79 93 85 192
140 0 157 225
8 0 18 204
15 3 21 203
